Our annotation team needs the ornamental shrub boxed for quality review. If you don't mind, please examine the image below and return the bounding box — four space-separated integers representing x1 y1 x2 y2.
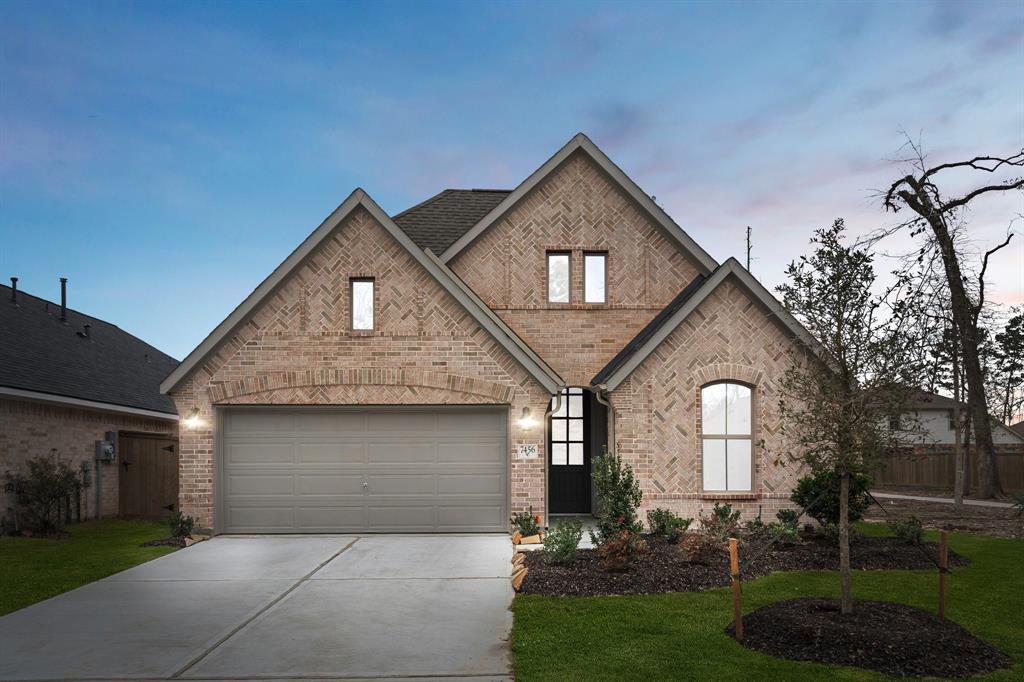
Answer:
510 507 541 536
790 469 872 526
646 508 692 540
598 529 648 571
888 515 924 544
168 511 197 539
542 520 583 565
3 453 82 533
590 446 643 546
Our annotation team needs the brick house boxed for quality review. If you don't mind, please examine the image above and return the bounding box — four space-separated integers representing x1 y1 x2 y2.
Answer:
1 280 179 524
162 134 817 533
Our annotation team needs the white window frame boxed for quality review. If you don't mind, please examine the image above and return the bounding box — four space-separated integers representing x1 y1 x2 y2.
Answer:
583 252 607 303
701 382 753 492
351 278 375 331
547 252 570 303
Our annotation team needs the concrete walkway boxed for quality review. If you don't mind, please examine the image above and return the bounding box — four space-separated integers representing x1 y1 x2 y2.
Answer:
0 535 513 681
873 491 1015 509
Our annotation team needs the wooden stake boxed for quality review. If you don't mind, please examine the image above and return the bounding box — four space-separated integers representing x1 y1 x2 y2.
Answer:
938 530 949 619
729 537 743 641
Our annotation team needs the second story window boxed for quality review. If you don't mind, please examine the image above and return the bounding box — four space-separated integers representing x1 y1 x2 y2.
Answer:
584 252 606 303
547 252 570 303
351 278 374 330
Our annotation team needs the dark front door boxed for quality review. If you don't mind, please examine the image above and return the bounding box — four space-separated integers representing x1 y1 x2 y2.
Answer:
548 388 591 514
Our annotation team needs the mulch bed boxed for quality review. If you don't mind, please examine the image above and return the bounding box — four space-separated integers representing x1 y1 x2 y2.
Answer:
727 597 1011 678
140 537 186 548
519 534 969 597
865 495 1024 539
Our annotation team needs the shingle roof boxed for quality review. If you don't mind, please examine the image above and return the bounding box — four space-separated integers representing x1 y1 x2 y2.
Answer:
1011 421 1024 439
0 284 178 415
393 189 512 254
590 274 707 386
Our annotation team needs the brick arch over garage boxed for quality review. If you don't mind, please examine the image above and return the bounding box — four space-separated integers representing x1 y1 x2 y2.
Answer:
207 368 516 405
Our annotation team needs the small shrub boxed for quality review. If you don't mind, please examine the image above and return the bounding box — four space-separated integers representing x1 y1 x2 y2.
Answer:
590 446 643 546
776 508 801 531
819 522 861 544
888 515 924 544
646 508 692 540
680 531 726 564
598 529 647 571
3 454 82 533
699 502 741 542
510 507 541 536
168 511 197 539
542 520 583 565
790 469 872 526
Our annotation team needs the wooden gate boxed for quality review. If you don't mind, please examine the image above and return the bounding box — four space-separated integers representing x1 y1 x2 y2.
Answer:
118 432 179 518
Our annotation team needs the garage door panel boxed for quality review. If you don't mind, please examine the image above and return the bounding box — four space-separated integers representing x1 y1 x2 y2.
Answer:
221 407 507 533
297 442 366 463
298 474 365 496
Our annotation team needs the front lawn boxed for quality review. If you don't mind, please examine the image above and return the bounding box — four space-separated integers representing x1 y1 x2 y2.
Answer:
512 525 1023 681
0 519 177 616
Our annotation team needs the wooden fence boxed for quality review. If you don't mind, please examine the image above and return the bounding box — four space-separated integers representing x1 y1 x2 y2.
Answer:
873 445 1024 493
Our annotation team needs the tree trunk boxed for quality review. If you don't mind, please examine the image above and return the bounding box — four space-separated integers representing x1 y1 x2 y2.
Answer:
839 471 853 615
953 350 964 510
916 206 1001 497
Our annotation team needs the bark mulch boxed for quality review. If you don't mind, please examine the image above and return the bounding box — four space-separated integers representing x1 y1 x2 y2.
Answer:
519 534 969 597
727 597 1011 678
140 537 186 548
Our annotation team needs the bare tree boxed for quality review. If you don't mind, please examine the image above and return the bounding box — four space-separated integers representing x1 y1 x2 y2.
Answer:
881 140 1023 498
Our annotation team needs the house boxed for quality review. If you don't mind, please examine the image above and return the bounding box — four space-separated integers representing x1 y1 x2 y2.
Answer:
1010 420 1024 440
1 279 179 523
161 133 818 534
892 390 1024 446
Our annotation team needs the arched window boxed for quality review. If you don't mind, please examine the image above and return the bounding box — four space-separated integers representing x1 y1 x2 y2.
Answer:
701 382 753 492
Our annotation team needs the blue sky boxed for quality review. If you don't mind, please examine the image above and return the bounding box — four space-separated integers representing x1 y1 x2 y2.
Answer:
2 0 1022 360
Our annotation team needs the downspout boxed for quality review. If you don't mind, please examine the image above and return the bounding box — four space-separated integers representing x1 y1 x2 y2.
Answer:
542 391 562 530
593 385 616 518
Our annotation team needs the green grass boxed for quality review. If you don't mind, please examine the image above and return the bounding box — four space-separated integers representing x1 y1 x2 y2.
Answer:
512 524 1024 681
0 518 177 616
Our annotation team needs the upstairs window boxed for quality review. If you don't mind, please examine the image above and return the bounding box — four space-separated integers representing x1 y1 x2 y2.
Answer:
701 382 752 491
547 252 570 303
351 278 374 330
584 252 607 303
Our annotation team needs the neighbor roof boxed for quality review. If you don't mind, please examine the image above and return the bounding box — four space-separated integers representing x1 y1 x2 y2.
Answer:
393 189 511 254
161 189 564 395
0 284 178 417
439 133 719 274
1011 420 1024 439
591 258 824 391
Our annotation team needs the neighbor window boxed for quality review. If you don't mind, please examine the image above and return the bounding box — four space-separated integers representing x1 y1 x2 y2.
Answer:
550 387 584 465
547 252 570 303
351 278 374 330
584 252 606 303
701 382 752 491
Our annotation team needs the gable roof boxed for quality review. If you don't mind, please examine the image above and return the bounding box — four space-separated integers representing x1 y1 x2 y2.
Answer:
439 133 719 274
591 258 824 391
393 189 512 254
160 189 564 396
1011 421 1024 439
1 283 178 418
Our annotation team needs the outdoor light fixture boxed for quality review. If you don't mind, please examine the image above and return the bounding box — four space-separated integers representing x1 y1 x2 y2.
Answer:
517 406 537 429
183 407 202 430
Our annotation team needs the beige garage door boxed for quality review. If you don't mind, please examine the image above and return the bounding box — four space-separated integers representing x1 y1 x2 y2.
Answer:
219 407 508 533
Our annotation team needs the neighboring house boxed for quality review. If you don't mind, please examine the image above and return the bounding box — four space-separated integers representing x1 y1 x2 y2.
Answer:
895 391 1024 446
1010 420 1024 441
162 133 820 534
1 280 179 523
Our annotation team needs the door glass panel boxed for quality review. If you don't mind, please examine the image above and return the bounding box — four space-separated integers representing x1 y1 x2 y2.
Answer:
568 395 583 418
551 395 567 417
551 443 567 466
568 419 583 441
551 419 567 441
568 443 584 465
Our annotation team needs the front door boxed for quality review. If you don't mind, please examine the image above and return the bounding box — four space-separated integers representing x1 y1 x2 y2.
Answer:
548 388 591 514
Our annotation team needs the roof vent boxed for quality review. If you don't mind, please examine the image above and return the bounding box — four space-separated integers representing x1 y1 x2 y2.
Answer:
77 323 91 339
60 277 68 322
9 277 17 304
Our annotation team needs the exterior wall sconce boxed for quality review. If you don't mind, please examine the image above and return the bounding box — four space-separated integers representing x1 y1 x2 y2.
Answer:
183 407 202 430
517 406 537 429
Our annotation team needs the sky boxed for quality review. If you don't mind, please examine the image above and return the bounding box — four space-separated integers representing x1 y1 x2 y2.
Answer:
2 0 1023 361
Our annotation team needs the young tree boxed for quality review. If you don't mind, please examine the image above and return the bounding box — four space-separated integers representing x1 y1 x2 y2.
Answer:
882 141 1022 497
993 310 1024 425
776 220 923 614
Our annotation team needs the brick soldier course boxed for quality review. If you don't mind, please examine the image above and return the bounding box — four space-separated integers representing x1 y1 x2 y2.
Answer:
163 133 816 531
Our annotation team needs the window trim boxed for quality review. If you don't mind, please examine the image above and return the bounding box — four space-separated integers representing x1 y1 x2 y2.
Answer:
546 251 571 304
583 251 608 304
700 380 754 493
350 277 375 331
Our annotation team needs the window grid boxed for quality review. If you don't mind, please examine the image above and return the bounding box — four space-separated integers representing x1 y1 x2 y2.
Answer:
551 387 584 466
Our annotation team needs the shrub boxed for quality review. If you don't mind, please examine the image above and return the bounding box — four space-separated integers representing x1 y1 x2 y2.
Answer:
888 515 924 544
819 522 861 544
542 520 583 565
776 508 801 531
3 454 82 533
510 507 541 536
168 511 197 539
699 502 741 542
790 469 872 526
598 529 647 571
1011 493 1024 517
590 446 643 546
646 508 692 540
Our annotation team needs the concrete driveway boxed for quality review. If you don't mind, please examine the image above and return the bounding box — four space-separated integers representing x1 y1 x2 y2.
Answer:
0 535 513 681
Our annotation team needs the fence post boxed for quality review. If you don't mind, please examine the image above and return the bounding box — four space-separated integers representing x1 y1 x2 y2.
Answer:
729 537 743 641
938 530 949 619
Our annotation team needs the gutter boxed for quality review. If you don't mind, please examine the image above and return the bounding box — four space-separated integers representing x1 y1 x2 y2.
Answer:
0 386 179 421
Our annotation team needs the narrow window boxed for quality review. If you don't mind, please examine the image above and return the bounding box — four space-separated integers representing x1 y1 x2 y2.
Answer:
701 382 752 491
351 278 374 330
584 252 607 303
547 252 570 303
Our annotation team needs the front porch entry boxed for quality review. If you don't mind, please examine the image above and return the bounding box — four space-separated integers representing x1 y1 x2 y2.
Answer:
548 387 608 514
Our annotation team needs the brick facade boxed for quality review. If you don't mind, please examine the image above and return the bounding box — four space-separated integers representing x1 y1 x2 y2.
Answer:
0 397 176 523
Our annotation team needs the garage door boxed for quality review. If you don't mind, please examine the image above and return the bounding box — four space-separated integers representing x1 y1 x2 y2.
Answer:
219 407 508 533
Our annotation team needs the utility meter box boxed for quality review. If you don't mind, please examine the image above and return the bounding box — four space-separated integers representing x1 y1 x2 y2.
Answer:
95 439 115 462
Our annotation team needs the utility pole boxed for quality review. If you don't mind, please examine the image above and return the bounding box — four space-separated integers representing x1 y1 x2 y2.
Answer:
745 226 752 272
